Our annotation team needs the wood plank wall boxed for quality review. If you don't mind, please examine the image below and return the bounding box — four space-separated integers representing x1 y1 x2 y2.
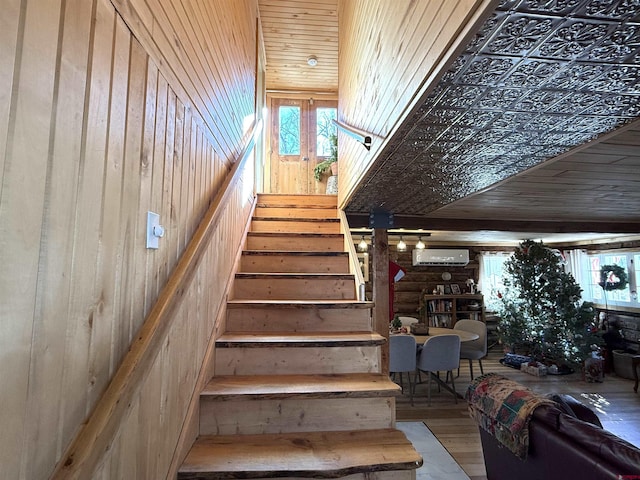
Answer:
336 0 493 209
0 0 258 478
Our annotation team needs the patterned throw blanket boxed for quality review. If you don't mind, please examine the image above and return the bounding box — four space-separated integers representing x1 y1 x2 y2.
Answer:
465 373 555 458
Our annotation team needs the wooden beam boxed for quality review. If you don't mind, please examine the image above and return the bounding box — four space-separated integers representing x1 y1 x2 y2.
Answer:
346 213 640 234
372 229 389 375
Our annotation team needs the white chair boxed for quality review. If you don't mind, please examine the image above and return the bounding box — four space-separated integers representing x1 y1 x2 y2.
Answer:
389 335 417 406
454 319 487 380
415 334 460 406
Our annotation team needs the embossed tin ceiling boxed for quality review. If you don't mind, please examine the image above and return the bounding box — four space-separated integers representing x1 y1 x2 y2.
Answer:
345 0 640 217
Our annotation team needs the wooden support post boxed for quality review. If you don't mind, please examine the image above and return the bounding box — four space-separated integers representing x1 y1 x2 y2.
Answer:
372 229 389 375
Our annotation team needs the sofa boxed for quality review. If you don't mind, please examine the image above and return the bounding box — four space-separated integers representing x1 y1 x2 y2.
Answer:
471 379 640 480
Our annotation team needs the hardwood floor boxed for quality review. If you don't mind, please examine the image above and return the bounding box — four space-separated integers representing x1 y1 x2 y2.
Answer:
396 347 640 480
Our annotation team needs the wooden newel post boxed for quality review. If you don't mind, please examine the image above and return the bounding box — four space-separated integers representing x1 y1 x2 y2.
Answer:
372 228 390 375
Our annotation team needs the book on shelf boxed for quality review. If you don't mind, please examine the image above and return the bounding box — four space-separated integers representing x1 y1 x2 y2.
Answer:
426 299 452 313
430 315 450 327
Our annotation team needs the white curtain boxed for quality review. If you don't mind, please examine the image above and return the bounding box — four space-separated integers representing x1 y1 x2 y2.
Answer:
563 248 586 280
478 251 512 312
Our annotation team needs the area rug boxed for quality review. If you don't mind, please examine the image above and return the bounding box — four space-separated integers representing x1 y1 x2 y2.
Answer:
396 422 470 480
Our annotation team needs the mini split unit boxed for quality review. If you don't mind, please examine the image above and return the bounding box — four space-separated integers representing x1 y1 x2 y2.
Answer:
412 249 470 266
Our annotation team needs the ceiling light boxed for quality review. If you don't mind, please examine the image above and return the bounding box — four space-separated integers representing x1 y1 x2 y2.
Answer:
397 236 407 252
358 235 368 252
307 56 318 67
415 236 426 249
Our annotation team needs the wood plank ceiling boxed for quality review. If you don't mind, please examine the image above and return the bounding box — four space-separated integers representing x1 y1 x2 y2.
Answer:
259 0 338 93
258 0 640 245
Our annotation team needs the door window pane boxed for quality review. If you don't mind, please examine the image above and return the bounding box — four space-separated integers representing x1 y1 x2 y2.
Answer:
279 106 300 155
316 107 337 156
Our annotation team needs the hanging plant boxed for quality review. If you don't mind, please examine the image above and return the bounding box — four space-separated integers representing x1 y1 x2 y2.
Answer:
598 264 628 291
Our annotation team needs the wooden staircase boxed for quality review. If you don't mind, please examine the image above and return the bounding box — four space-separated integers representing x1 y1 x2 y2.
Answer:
178 194 422 480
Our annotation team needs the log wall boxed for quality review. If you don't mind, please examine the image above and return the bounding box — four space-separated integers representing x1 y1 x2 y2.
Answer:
0 0 258 478
391 247 482 318
361 246 483 318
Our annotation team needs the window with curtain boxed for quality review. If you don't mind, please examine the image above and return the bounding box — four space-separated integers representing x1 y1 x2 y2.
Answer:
574 251 638 307
478 251 512 312
481 248 640 312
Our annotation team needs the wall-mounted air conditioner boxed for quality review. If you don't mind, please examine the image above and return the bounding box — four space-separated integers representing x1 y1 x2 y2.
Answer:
412 249 469 266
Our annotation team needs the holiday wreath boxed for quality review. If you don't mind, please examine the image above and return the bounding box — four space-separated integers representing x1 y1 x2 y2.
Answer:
598 264 628 291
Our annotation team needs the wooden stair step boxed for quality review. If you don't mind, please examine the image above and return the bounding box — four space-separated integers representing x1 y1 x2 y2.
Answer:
215 344 382 375
250 218 341 234
226 300 373 332
240 251 349 274
256 193 337 208
254 206 338 219
233 273 356 300
226 299 373 308
242 250 348 257
178 429 422 480
202 373 400 399
234 273 354 279
216 331 385 348
198 374 400 434
246 232 344 252
252 217 340 223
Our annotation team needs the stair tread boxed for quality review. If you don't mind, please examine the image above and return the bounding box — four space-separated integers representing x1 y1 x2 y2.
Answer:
241 250 348 256
252 216 340 222
256 204 337 209
247 232 343 237
216 331 385 347
227 299 373 308
235 272 353 279
256 194 337 208
202 373 400 398
178 429 422 479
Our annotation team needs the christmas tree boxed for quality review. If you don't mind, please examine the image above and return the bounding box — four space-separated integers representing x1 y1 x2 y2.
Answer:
498 240 600 369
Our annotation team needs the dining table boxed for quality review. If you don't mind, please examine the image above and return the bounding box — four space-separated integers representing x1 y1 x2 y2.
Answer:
412 327 479 344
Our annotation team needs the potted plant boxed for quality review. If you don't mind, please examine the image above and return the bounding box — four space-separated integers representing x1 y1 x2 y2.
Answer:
391 314 402 333
313 133 338 181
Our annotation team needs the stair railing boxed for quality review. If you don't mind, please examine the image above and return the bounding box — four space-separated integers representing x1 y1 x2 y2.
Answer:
339 210 366 301
50 119 263 480
332 119 373 151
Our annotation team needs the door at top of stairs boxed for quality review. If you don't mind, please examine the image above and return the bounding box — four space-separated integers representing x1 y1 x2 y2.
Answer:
268 96 337 194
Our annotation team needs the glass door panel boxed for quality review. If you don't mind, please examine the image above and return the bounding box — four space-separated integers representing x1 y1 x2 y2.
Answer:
268 96 337 194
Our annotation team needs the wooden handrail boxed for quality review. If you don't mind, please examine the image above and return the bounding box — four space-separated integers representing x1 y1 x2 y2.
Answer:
50 119 263 480
332 119 373 151
339 211 366 301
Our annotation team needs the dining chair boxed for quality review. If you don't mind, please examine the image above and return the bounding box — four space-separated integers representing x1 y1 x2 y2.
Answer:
389 334 417 406
454 319 487 380
415 334 460 406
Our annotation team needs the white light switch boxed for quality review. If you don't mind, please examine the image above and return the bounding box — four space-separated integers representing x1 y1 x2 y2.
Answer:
146 211 164 249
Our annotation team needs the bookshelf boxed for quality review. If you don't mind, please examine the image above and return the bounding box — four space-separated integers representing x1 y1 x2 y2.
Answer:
420 292 485 328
